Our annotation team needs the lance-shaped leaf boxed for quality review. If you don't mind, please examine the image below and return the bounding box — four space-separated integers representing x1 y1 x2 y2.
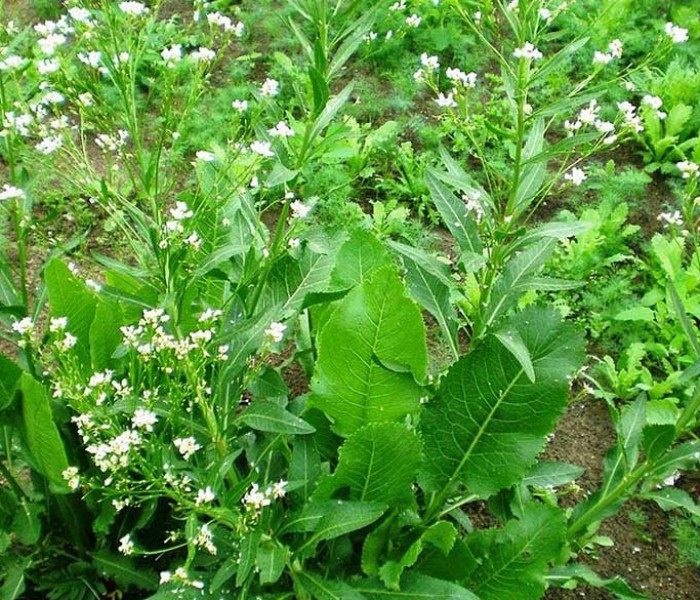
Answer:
238 400 315 435
420 307 584 497
426 169 482 258
358 573 479 600
481 239 557 333
462 503 566 600
319 423 422 506
310 267 427 437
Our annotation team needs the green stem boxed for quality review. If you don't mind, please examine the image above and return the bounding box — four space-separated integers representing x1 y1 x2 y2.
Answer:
567 462 649 540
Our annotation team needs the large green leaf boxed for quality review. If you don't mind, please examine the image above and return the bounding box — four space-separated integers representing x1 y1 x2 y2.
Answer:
256 542 289 585
45 259 97 369
317 422 422 505
89 299 124 371
329 230 393 292
463 503 566 600
310 267 427 437
0 355 21 411
92 550 158 590
379 521 457 590
20 373 70 492
403 256 459 360
420 308 584 497
358 573 479 599
297 572 367 600
262 248 337 317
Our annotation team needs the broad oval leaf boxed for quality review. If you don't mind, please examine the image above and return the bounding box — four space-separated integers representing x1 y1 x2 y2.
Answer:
321 422 422 505
20 374 70 492
420 308 584 497
463 504 566 600
310 267 427 437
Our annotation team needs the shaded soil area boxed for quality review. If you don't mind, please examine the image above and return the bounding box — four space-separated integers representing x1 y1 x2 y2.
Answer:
544 397 700 600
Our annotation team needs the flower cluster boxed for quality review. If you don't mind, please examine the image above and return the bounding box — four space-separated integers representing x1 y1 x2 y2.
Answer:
564 99 617 144
242 479 287 516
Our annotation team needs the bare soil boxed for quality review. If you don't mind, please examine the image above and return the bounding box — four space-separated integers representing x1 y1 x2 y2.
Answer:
544 396 700 599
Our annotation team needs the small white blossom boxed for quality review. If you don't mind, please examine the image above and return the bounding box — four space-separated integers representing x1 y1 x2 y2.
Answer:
290 200 311 219
250 140 274 157
260 78 279 98
118 534 134 555
435 91 457 108
62 466 80 490
657 210 683 227
132 408 158 432
195 486 216 506
405 14 421 28
119 2 148 16
191 47 216 62
564 167 587 186
161 44 182 65
420 53 439 70
0 184 26 201
174 436 201 460
12 317 34 335
665 22 689 44
677 161 699 179
231 99 248 112
264 321 286 343
268 121 295 138
195 150 216 162
513 42 543 60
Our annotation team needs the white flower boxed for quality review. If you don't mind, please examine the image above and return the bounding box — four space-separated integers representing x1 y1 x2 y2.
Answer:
161 44 182 65
78 51 101 68
170 201 193 220
564 167 587 186
268 121 295 138
642 95 663 110
195 150 216 162
658 210 683 227
250 140 274 157
665 22 688 44
231 99 248 112
38 34 67 55
62 466 80 490
677 161 699 179
118 2 148 16
11 317 34 335
49 316 68 332
119 534 135 555
0 184 25 201
37 58 59 74
435 91 457 108
288 237 301 248
420 53 439 70
290 200 311 219
174 436 201 460
405 14 421 28
195 486 216 506
608 39 623 58
390 0 406 11
68 7 92 23
243 483 271 511
194 523 217 554
264 321 286 343
513 42 543 60
271 479 287 499
260 78 279 97
593 51 613 65
191 47 216 62
132 408 158 432
446 67 477 88
538 8 552 22
0 55 23 71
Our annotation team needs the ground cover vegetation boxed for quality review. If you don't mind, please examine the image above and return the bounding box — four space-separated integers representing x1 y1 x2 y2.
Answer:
1 0 700 598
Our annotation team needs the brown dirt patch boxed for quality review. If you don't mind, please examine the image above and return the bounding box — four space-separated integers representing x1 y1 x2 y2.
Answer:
544 397 700 599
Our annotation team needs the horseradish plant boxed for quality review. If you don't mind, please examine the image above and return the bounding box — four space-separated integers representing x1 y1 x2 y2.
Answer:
0 1 699 599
